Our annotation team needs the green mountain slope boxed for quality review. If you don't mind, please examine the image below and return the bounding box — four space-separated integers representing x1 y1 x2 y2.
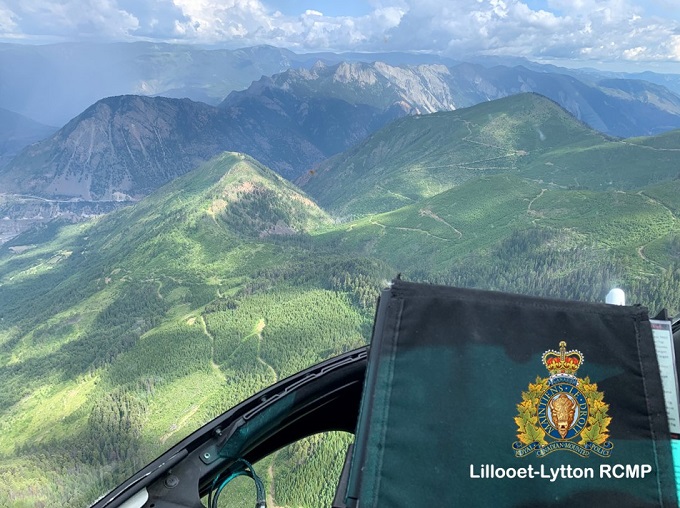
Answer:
3 98 680 506
0 152 389 506
300 93 680 217
317 173 680 279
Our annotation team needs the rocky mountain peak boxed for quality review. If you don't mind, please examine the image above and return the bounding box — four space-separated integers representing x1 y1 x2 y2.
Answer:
0 95 224 201
332 62 379 85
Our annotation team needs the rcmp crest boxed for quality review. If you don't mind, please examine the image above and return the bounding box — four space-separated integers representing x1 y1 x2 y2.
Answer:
513 341 613 458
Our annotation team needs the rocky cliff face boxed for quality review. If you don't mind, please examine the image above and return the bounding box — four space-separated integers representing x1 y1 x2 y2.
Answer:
0 96 230 200
222 60 458 114
226 60 680 138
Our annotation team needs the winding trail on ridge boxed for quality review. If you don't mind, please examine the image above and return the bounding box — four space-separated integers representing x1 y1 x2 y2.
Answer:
369 217 452 242
634 191 679 272
266 451 282 508
158 314 223 444
527 188 547 213
197 315 282 505
254 318 278 384
419 209 463 238
200 315 225 379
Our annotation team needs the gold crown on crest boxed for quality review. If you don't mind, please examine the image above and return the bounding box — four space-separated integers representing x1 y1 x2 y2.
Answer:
542 341 583 376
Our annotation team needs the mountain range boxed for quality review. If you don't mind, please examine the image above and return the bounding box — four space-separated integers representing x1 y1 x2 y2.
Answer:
4 58 680 209
231 60 680 138
2 92 680 506
0 91 398 201
300 93 680 216
4 41 680 135
0 42 458 127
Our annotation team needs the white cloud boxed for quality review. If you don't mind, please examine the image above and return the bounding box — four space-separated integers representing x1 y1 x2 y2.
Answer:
0 1 18 34
167 0 404 50
3 0 139 39
0 0 679 66
623 46 647 60
664 34 680 61
171 0 272 41
377 0 680 63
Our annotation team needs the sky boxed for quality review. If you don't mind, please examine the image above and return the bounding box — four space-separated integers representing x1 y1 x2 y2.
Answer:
1 0 680 72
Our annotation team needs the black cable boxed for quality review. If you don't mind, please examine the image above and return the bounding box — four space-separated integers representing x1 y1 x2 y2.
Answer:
210 458 267 508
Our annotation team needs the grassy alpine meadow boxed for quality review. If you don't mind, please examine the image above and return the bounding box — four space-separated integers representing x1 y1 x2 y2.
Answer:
3 98 680 506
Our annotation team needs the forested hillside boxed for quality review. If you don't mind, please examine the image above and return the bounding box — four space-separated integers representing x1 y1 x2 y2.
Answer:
2 97 680 506
0 153 390 506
